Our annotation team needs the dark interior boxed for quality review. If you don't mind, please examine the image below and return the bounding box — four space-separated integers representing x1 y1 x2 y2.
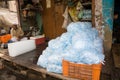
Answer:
113 0 120 43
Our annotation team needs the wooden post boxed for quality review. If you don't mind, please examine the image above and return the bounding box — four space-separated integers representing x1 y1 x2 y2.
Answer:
16 0 21 27
92 0 103 38
92 0 95 27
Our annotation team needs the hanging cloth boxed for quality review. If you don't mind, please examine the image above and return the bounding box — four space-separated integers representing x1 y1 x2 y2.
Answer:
62 6 72 29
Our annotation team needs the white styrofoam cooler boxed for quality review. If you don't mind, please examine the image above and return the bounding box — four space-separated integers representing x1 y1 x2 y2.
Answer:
8 40 36 57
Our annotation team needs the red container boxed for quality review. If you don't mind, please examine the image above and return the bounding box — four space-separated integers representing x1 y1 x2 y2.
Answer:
35 37 45 45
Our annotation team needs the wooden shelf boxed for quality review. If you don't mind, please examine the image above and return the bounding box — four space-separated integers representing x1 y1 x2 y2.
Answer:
80 18 92 22
0 43 79 80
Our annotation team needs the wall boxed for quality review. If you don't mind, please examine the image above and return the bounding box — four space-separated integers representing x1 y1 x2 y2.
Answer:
42 0 66 39
102 0 114 30
93 0 114 52
102 0 114 52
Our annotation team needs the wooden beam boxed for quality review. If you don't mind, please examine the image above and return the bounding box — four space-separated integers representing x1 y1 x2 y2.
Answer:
93 0 103 38
92 0 95 27
16 0 21 26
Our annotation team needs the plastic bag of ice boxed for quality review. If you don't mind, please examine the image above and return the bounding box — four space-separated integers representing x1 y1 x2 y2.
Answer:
72 33 93 50
48 38 59 48
59 32 74 45
78 48 105 64
48 54 63 65
72 40 93 50
47 64 62 73
67 22 92 32
85 28 99 41
42 47 53 56
37 22 105 73
52 47 65 55
62 49 80 63
37 47 54 68
37 55 48 68
48 37 66 49
94 37 104 54
91 28 99 38
72 31 92 43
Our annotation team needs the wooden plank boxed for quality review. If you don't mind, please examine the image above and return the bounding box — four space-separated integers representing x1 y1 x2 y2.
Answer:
42 0 56 39
54 4 66 37
0 49 14 61
92 0 95 27
93 0 103 38
42 0 66 39
0 43 79 80
16 0 21 26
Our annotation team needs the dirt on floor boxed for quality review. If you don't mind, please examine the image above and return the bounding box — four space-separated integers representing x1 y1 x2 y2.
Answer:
0 69 26 80
0 68 111 80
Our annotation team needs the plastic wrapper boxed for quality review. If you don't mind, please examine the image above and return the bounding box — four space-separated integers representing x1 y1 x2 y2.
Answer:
47 64 62 73
86 28 99 41
82 10 92 19
48 55 63 65
41 48 53 56
78 48 105 64
59 32 74 45
94 37 104 54
72 32 93 50
67 22 92 33
72 40 93 50
37 47 53 68
48 37 66 50
37 55 48 68
62 49 80 63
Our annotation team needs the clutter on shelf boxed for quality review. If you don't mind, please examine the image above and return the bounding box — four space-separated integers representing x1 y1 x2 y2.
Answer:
62 0 92 29
66 0 92 22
